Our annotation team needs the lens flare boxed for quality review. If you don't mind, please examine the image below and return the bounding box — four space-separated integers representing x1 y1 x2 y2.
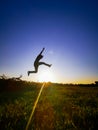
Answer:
38 70 55 82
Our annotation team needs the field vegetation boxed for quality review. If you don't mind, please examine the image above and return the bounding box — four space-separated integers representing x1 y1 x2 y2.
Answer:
0 79 98 130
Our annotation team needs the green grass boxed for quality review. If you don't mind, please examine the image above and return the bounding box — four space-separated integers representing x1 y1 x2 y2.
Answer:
0 80 98 130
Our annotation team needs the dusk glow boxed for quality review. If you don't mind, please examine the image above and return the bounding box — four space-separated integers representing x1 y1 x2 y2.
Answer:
38 69 56 82
0 0 98 83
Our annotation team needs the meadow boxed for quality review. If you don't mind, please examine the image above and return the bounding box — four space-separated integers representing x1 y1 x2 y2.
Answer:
0 79 98 130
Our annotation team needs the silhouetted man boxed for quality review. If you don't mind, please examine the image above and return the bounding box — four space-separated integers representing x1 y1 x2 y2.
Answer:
28 48 52 76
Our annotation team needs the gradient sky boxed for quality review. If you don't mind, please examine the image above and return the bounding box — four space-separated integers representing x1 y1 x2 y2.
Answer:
0 0 98 83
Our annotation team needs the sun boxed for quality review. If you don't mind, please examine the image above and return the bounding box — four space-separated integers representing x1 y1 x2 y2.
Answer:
38 70 55 82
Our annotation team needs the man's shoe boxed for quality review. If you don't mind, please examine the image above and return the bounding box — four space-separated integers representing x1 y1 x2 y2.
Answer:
28 71 30 76
49 64 52 67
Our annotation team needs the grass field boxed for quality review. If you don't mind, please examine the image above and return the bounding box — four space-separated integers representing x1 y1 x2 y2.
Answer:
0 79 98 130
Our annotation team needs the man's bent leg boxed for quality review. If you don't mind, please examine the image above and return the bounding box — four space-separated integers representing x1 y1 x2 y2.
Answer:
39 62 52 67
28 70 37 76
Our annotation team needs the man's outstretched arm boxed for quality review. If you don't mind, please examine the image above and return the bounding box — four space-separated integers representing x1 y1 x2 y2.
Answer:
39 48 45 55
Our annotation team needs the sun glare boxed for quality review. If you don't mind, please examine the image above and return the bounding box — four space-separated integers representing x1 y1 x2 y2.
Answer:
38 70 55 82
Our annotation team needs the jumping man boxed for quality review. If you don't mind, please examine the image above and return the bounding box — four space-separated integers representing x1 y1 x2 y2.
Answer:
28 48 52 76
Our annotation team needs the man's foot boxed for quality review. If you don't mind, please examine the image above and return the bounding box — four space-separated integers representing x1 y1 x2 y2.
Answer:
28 71 30 76
49 64 52 67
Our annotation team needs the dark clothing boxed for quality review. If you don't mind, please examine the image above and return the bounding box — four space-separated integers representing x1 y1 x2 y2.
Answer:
34 54 43 66
34 54 43 72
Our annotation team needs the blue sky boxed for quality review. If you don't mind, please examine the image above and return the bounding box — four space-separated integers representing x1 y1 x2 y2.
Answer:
0 0 98 83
